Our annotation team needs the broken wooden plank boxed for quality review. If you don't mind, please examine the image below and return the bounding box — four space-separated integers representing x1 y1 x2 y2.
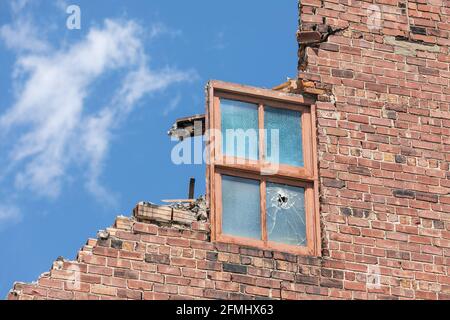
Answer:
162 199 196 203
133 202 196 226
168 114 205 140
272 79 295 91
188 178 195 200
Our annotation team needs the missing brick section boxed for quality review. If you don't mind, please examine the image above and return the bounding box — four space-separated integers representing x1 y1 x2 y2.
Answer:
297 26 348 72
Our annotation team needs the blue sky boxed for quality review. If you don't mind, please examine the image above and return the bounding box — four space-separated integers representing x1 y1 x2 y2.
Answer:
0 0 297 298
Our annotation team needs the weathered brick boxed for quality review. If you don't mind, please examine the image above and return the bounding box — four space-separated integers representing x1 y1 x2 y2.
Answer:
395 155 407 164
133 222 158 235
80 274 101 284
416 192 439 203
145 253 170 265
111 239 123 249
91 285 117 297
157 265 181 276
340 207 352 216
320 279 343 289
113 269 139 280
204 289 229 300
206 252 218 261
117 288 142 300
326 128 348 137
223 263 247 274
332 69 354 78
127 280 153 291
323 178 346 189
295 275 319 286
393 189 416 199
348 166 372 176
320 42 339 52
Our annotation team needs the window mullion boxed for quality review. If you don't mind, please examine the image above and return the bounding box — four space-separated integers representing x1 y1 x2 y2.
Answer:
260 178 267 243
259 103 267 243
258 103 265 164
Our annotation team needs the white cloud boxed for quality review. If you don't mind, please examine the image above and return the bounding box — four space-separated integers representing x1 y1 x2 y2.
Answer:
117 64 192 113
0 205 22 226
0 18 195 205
0 17 50 53
0 0 49 53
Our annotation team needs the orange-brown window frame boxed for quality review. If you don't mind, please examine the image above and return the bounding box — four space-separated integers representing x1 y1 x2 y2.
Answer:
206 80 320 256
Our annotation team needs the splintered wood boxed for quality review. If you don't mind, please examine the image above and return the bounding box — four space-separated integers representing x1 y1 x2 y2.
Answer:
133 202 196 226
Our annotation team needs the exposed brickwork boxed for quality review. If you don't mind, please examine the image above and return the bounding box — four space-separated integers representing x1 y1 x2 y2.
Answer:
298 0 450 300
7 1 450 300
8 215 328 300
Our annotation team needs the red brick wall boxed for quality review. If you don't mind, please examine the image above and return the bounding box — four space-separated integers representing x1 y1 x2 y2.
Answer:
5 216 354 300
7 1 450 300
298 0 449 299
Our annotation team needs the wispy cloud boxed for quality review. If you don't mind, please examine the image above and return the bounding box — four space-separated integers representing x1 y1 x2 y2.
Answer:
149 23 182 39
163 93 182 116
0 1 49 53
0 13 195 207
0 205 22 227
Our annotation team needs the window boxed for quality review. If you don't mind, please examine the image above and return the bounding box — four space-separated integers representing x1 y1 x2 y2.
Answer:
206 81 320 256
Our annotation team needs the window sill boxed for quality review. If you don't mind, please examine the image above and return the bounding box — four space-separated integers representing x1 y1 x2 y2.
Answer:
213 234 321 257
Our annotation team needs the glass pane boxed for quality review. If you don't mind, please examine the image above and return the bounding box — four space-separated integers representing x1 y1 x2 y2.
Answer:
221 99 259 160
222 175 261 240
265 107 303 167
266 183 306 246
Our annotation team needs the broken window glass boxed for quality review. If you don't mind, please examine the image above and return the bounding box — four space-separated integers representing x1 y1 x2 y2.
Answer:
221 99 259 160
266 183 306 246
265 107 303 167
221 175 261 240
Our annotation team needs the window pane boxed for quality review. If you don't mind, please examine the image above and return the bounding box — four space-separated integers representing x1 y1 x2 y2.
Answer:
221 99 259 160
222 175 261 240
265 107 303 167
266 183 306 246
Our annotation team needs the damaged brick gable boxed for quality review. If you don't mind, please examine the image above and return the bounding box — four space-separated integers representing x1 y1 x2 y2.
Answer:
8 207 328 300
7 1 450 300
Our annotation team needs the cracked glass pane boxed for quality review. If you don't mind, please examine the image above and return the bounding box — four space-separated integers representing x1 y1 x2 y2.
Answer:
266 183 306 246
221 99 259 160
222 175 261 240
265 107 303 167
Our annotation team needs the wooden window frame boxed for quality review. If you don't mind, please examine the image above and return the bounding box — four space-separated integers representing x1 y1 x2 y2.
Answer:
206 80 320 256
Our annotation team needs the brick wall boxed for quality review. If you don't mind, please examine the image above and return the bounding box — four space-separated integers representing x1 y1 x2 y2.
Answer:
7 1 450 300
297 0 449 299
9 213 335 300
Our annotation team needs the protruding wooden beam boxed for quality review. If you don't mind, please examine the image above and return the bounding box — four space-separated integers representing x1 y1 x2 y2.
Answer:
162 199 196 203
297 31 322 44
168 114 206 140
188 177 195 200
